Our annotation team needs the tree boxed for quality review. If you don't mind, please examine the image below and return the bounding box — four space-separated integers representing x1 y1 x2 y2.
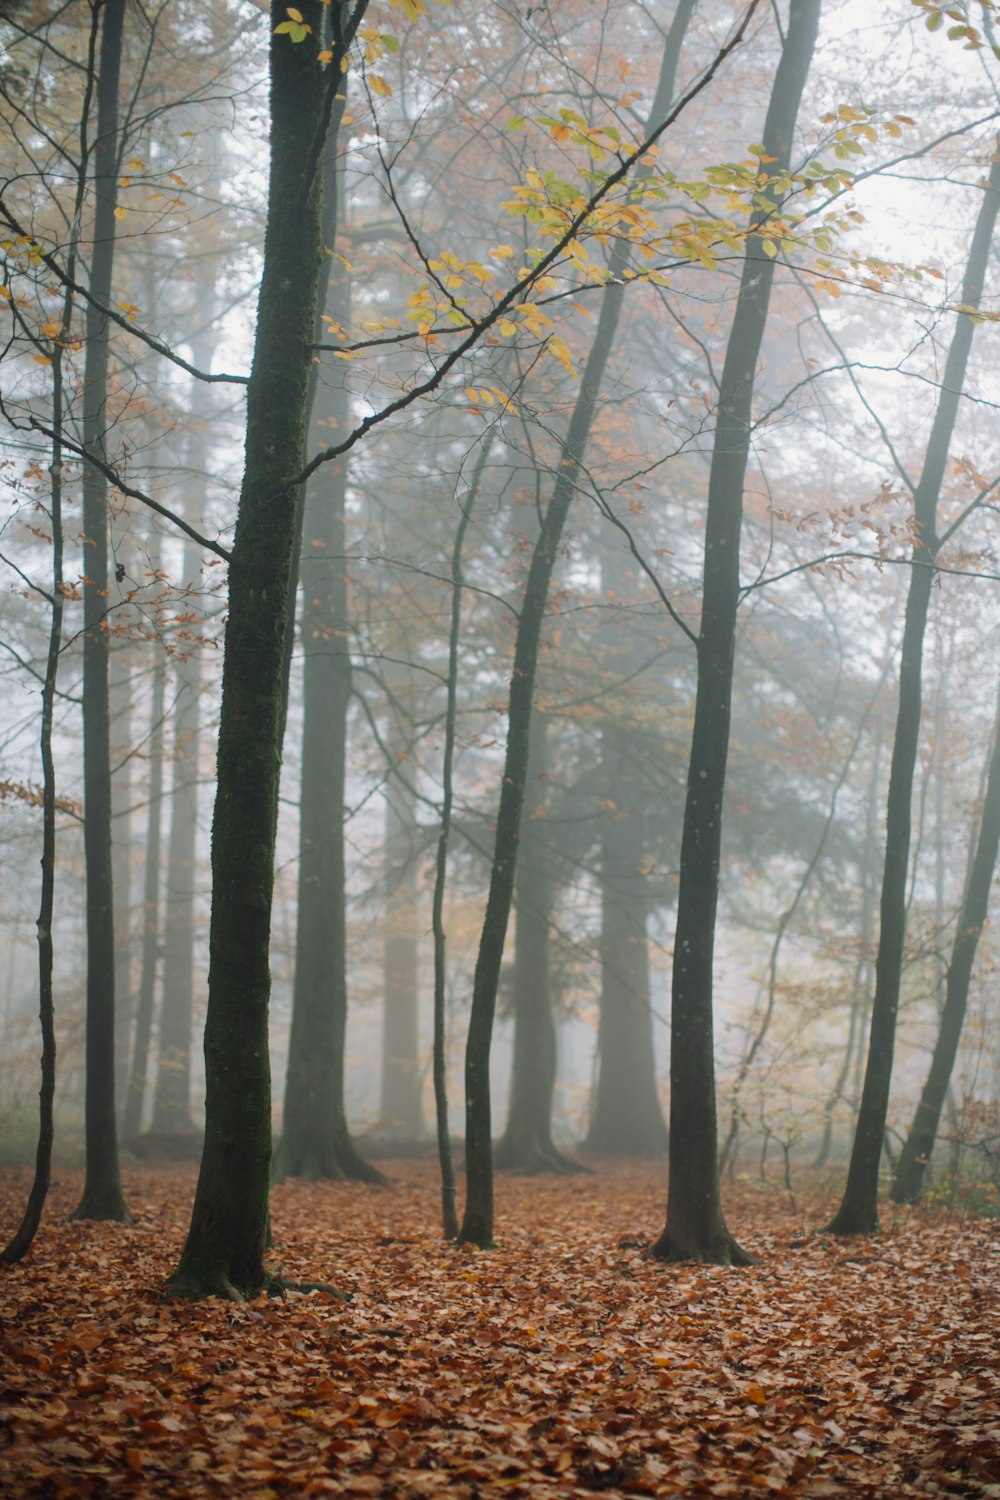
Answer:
380 711 424 1141
74 0 130 1224
825 136 1000 1236
460 0 707 1248
892 670 1000 1203
274 85 380 1185
651 0 822 1265
169 0 362 1297
495 709 581 1173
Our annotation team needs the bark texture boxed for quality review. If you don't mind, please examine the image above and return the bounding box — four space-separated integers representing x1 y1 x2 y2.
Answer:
170 0 338 1298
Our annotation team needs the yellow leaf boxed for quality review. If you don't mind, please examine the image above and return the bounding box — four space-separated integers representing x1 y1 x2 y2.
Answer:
40 321 61 338
746 1382 767 1404
369 74 393 97
169 172 187 188
113 206 127 220
287 6 303 17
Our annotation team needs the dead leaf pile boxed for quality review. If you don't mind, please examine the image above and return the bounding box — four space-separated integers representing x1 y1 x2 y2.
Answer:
1 1161 998 1497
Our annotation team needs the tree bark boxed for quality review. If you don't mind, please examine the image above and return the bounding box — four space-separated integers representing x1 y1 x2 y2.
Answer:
274 67 379 1185
826 137 1000 1235
169 0 357 1298
651 0 821 1265
73 0 130 1224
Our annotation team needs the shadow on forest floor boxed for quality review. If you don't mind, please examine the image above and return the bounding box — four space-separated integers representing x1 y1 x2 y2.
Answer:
1 1159 998 1497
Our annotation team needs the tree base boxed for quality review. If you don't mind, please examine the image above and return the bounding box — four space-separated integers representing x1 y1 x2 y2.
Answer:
70 1186 132 1224
272 1133 386 1185
494 1135 590 1176
821 1204 881 1237
457 1210 494 1250
166 1267 248 1303
649 1225 756 1267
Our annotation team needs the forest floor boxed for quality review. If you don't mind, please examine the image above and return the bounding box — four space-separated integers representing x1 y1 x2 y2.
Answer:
1 1159 998 1499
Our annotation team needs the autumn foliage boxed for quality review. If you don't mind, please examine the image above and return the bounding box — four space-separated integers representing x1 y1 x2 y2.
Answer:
2 1160 998 1498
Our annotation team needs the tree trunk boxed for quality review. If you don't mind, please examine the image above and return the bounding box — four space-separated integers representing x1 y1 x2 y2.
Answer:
151 590 201 1138
497 712 580 1173
459 3 695 1247
893 675 1000 1203
150 326 219 1143
814 734 882 1169
429 437 498 1239
651 0 821 1265
826 138 1000 1235
1 241 72 1261
121 646 165 1145
169 0 355 1298
73 0 130 1223
274 72 379 1185
111 653 133 1113
587 732 668 1156
379 682 423 1140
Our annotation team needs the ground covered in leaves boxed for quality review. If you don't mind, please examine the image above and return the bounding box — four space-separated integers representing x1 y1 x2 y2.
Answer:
1 1160 998 1498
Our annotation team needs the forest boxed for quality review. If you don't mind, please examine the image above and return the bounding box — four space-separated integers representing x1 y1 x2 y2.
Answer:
1 0 1000 1495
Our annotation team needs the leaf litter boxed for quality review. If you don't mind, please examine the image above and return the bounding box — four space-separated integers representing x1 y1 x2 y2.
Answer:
1 1160 998 1497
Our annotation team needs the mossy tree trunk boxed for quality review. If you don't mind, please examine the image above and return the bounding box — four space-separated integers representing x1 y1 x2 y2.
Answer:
651 0 821 1266
74 0 130 1224
169 0 360 1298
826 138 1000 1236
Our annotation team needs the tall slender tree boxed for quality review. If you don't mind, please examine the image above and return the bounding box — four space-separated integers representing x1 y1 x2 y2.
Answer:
169 0 370 1297
74 0 130 1223
892 672 1000 1204
274 57 379 1184
460 0 701 1247
826 137 1000 1235
651 0 822 1265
